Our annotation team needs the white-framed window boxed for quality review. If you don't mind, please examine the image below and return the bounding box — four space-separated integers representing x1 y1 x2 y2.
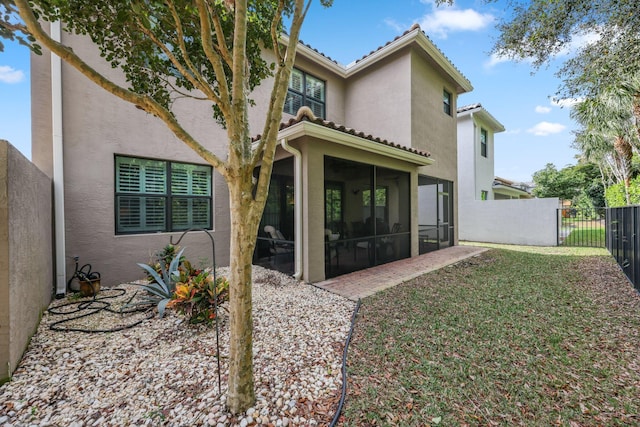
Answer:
480 128 488 157
115 156 212 234
443 89 452 116
284 68 326 118
480 190 488 201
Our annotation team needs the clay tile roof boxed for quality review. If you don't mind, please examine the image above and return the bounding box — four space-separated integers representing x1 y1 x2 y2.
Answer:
297 39 340 65
351 23 467 78
254 107 431 159
352 23 419 65
457 103 483 114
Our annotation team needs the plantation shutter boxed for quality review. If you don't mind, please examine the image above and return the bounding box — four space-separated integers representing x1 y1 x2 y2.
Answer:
303 73 325 119
116 157 167 232
289 68 303 92
305 74 325 101
171 163 212 230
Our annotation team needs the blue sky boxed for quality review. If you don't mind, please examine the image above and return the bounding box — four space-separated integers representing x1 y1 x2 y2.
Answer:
0 0 581 183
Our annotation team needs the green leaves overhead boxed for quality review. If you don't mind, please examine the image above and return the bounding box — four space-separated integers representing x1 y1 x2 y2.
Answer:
489 0 640 97
0 0 40 53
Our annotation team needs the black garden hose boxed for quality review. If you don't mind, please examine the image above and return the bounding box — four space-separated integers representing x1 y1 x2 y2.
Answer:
329 298 361 427
48 288 153 333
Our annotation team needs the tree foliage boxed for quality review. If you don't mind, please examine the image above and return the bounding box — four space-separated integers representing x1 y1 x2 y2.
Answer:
486 0 640 98
0 0 39 52
571 77 640 204
532 163 582 200
532 162 605 208
605 177 640 207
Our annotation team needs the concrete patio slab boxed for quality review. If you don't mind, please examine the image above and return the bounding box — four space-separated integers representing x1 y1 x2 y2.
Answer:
313 245 488 300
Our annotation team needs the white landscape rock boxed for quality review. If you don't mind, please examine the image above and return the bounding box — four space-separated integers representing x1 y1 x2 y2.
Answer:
0 266 355 426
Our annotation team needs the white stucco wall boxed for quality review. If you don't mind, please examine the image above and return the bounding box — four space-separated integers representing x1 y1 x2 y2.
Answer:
456 115 475 202
459 198 559 246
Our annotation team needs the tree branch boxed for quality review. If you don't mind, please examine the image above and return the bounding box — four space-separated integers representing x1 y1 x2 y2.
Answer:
195 0 232 121
133 10 222 107
270 0 286 65
207 1 233 67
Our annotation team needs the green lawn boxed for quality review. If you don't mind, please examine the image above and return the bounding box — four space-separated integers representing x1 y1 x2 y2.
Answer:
562 228 606 247
341 246 640 426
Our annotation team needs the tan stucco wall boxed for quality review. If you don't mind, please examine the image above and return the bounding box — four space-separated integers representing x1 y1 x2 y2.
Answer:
344 51 412 146
410 49 458 182
410 50 459 244
291 136 419 283
0 140 53 382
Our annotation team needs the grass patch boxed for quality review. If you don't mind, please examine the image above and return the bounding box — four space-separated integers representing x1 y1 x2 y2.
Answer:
562 228 606 247
342 248 640 426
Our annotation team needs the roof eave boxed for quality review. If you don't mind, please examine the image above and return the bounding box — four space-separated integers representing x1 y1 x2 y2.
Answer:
458 106 505 133
276 121 434 166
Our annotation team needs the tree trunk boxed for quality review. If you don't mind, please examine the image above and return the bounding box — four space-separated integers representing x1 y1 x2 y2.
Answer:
225 176 261 414
613 135 633 205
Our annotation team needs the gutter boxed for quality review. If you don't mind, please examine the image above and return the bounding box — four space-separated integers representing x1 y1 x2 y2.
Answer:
280 138 303 280
51 21 66 297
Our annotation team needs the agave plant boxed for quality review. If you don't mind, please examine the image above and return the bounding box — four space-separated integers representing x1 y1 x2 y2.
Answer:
134 247 185 317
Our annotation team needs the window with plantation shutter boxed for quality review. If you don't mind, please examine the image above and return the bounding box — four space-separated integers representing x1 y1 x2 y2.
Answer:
284 68 325 119
115 156 212 234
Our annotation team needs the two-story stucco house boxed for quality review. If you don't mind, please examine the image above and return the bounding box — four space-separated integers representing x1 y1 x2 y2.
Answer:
31 23 472 292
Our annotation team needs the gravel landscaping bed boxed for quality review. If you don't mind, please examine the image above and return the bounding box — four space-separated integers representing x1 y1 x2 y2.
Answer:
0 266 356 427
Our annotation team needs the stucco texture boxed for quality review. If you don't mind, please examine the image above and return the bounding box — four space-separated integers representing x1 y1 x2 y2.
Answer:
0 141 53 382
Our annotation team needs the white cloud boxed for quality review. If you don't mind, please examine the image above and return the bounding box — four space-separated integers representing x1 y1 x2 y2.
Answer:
527 121 566 136
0 66 25 84
484 52 510 68
413 1 494 39
535 105 552 114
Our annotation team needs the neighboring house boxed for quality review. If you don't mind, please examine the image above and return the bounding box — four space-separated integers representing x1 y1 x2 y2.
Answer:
456 103 531 202
492 176 534 200
31 24 472 290
456 103 559 246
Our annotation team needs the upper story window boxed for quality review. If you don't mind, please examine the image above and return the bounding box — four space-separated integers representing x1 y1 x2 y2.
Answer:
443 89 452 116
284 68 326 119
115 156 212 234
480 128 488 157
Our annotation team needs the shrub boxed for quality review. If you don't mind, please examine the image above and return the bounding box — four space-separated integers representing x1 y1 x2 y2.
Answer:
134 248 184 317
168 271 230 324
146 244 186 283
605 178 640 207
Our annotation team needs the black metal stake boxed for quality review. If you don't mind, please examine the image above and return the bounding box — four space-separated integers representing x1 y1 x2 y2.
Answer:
170 228 222 395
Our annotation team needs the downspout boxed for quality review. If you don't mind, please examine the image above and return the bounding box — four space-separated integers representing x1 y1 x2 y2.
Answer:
51 21 66 297
280 138 303 280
